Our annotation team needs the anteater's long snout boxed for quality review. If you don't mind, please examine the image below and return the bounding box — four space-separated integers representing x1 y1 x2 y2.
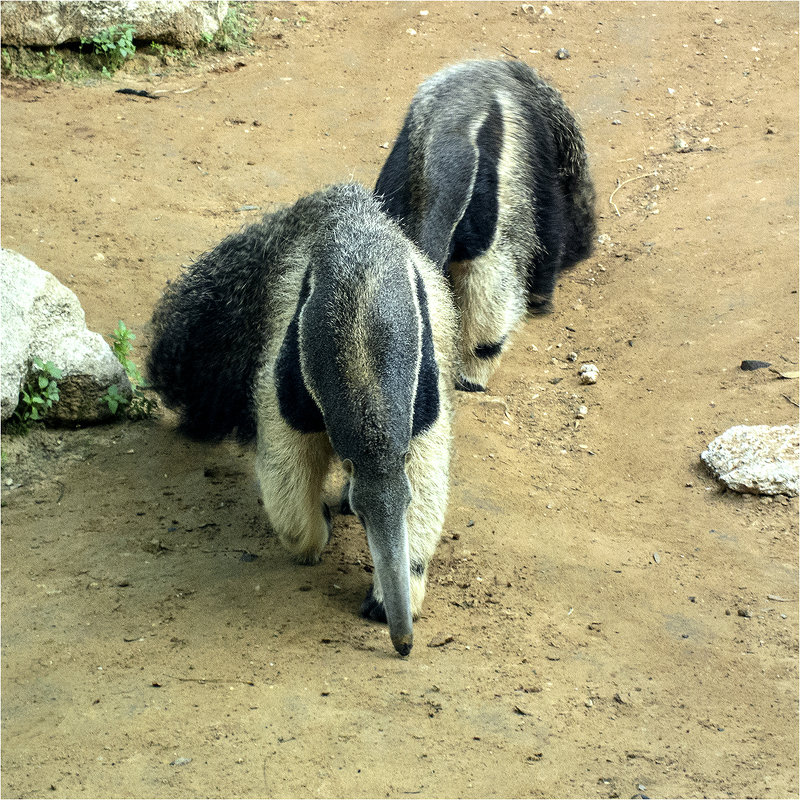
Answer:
366 519 414 657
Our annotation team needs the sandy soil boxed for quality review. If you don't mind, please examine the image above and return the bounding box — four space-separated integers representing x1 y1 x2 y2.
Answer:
1 3 798 798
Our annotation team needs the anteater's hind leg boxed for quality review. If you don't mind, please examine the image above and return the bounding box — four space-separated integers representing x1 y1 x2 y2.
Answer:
361 410 451 621
449 250 527 392
256 407 334 565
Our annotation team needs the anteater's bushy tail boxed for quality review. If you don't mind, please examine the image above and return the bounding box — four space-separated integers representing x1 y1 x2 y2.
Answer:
506 60 596 270
147 223 277 443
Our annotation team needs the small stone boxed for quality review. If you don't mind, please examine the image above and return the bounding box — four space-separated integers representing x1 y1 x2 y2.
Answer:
578 363 598 385
740 359 771 371
585 698 593 707
653 552 661 564
555 48 570 59
737 608 752 618
428 632 454 648
170 757 192 766
575 405 588 419
612 119 621 125
674 137 689 151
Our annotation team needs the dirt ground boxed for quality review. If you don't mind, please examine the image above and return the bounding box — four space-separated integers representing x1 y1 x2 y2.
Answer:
1 2 798 798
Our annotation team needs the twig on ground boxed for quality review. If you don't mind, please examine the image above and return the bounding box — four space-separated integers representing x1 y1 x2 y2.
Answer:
609 172 658 216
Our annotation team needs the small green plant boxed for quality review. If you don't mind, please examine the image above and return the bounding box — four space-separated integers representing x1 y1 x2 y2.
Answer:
81 24 136 72
212 5 255 52
100 383 129 416
11 358 62 433
104 320 156 420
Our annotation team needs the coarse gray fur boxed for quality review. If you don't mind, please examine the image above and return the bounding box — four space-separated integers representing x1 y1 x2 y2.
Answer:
147 183 457 656
376 59 596 391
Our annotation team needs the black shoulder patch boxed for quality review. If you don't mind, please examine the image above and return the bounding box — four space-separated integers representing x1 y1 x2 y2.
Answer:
274 274 326 434
411 270 440 437
450 98 503 263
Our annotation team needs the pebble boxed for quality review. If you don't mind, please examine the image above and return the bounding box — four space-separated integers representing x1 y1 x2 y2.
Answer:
653 552 661 564
575 405 588 419
428 632 454 648
170 757 192 767
740 359 771 371
555 48 570 60
578 363 598 385
737 608 752 618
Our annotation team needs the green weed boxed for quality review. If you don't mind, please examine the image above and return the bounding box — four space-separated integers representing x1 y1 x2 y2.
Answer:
211 4 256 52
103 321 156 420
10 358 62 434
81 24 136 72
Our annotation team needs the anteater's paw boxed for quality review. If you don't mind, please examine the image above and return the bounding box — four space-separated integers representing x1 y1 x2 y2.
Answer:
359 584 387 623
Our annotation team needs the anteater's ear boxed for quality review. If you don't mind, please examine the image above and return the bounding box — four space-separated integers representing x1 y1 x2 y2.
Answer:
275 293 326 434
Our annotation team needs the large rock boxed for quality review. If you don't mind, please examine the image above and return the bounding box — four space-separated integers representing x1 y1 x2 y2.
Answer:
0 1 229 48
1 248 132 426
701 424 799 496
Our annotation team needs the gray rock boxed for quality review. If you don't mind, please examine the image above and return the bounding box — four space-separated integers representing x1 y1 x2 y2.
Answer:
0 1 229 48
1 248 131 425
701 424 799 496
740 359 771 371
